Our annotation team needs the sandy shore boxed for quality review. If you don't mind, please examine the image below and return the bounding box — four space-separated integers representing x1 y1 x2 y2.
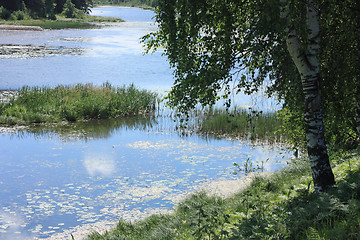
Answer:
0 25 43 31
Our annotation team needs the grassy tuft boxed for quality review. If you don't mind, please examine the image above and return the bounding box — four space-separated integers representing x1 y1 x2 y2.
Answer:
0 14 124 29
0 83 158 125
87 148 360 239
196 108 283 143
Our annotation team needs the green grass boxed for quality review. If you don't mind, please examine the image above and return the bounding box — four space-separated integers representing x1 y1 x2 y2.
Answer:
0 14 124 29
93 0 157 10
12 19 93 29
0 83 158 125
196 108 283 143
87 148 360 240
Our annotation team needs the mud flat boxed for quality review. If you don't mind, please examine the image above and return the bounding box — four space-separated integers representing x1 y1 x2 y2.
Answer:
0 44 84 58
0 25 43 31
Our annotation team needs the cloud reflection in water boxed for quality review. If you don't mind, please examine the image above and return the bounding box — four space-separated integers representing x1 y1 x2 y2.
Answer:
83 155 116 177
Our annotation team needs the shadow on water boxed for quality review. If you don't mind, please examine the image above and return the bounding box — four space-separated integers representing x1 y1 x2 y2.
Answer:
13 117 158 141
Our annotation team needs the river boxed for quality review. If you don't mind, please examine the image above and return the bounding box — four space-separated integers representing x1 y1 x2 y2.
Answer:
0 7 289 239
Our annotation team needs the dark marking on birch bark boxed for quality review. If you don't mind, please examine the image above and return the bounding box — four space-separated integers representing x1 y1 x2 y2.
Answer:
356 101 360 140
302 73 335 191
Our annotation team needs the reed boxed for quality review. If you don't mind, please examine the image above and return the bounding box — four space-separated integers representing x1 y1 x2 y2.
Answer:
0 83 158 125
0 15 123 30
196 107 283 143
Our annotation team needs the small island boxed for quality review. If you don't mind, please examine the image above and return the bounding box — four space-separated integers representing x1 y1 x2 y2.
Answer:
0 0 125 30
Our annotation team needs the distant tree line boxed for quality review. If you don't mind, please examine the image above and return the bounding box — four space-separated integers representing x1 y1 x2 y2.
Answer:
0 0 93 19
93 0 158 8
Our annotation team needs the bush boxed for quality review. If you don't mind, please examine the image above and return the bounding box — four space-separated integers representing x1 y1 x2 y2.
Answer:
10 10 26 20
0 6 11 19
62 0 84 18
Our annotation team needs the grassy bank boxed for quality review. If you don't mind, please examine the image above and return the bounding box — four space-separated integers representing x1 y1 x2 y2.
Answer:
0 15 124 29
87 148 360 239
0 83 158 125
93 0 157 10
197 108 283 143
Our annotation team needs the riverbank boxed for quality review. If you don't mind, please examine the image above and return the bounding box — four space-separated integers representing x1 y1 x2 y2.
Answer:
0 15 124 30
87 148 360 240
0 24 43 31
93 1 156 10
39 173 261 240
0 83 158 125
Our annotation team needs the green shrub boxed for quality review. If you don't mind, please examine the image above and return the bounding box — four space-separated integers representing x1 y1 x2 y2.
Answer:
0 6 11 19
10 10 26 20
62 0 84 18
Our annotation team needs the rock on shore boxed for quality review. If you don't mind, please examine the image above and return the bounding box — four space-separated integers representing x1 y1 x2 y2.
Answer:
0 90 18 103
0 25 43 31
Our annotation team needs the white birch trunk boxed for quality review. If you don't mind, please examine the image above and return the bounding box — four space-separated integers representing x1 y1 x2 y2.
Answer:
281 0 335 191
356 101 360 140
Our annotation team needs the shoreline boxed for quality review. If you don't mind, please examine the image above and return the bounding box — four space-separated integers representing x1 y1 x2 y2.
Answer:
0 24 43 31
40 173 264 240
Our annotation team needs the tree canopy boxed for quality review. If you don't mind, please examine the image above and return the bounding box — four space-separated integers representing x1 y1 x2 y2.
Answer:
144 0 359 190
0 0 93 18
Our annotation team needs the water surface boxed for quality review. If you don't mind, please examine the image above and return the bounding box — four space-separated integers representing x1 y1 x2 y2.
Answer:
0 7 289 239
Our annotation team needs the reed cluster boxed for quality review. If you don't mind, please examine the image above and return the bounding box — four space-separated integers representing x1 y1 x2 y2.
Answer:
197 108 283 143
0 83 158 125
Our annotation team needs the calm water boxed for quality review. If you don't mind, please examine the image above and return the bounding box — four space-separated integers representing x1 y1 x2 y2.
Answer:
0 7 289 239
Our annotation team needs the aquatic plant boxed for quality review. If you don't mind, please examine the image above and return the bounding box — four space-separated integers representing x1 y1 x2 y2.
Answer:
196 108 283 143
88 148 360 240
0 83 158 125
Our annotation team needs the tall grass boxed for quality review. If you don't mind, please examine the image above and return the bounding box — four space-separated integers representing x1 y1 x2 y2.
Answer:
197 108 283 143
0 15 123 30
0 83 158 125
88 148 360 240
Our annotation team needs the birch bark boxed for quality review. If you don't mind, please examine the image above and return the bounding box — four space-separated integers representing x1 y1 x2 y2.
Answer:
356 100 360 140
281 0 335 191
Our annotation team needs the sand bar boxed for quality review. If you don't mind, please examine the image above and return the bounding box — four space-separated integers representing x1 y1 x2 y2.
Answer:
0 25 43 31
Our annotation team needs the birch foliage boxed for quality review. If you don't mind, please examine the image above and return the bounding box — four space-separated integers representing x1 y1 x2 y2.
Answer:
143 0 359 190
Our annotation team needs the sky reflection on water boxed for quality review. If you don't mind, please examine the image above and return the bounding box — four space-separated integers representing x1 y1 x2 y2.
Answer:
0 7 289 239
0 117 290 239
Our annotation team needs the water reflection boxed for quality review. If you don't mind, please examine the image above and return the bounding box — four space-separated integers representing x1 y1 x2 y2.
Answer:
0 6 290 239
12 117 157 141
0 115 291 239
83 154 115 177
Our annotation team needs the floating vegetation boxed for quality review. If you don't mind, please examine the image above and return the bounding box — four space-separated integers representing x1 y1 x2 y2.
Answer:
0 132 290 239
0 44 84 59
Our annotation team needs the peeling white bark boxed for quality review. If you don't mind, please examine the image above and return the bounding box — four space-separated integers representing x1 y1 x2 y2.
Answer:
357 101 360 139
281 0 335 191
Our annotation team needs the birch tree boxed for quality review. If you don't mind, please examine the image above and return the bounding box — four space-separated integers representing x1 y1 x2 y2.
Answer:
280 0 334 190
143 0 348 190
